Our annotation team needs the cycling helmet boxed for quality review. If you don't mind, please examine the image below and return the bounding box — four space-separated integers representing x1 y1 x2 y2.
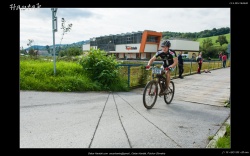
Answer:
161 40 171 47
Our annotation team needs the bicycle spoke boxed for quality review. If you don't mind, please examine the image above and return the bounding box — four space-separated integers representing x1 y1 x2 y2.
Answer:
143 81 158 109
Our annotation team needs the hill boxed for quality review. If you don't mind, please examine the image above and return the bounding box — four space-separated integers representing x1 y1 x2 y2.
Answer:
196 33 230 47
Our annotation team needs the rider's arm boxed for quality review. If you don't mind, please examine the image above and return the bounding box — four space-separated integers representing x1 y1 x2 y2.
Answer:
169 57 178 68
147 56 157 66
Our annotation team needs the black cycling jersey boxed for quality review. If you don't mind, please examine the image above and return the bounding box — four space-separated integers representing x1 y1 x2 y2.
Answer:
154 49 177 68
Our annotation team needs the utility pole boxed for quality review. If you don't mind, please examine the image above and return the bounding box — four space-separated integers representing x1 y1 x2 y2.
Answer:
51 8 58 75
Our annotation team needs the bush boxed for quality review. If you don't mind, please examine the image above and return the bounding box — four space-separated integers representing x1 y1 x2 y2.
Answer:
79 48 121 90
59 47 82 57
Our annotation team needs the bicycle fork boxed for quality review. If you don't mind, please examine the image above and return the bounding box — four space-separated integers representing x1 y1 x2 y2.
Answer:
148 81 157 96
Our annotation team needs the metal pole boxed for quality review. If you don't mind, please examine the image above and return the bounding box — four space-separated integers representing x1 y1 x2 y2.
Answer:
189 60 192 75
52 14 56 75
128 66 130 88
51 8 57 75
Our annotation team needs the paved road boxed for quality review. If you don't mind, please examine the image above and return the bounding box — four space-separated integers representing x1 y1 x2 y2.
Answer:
20 67 230 148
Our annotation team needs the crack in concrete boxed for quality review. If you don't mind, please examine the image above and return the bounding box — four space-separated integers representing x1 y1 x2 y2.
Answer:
116 93 182 148
112 93 132 148
88 92 111 148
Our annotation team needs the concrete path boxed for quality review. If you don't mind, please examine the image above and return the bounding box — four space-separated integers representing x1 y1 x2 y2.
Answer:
20 67 230 148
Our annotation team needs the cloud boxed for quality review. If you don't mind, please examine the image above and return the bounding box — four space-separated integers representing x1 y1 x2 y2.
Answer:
20 8 230 48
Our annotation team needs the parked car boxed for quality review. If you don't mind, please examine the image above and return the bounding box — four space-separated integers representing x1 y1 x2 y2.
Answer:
182 54 188 59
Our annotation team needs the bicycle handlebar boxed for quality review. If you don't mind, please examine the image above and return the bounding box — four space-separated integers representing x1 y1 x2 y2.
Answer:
145 66 172 71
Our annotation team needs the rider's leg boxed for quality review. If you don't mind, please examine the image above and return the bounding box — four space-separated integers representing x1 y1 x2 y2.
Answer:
165 71 170 91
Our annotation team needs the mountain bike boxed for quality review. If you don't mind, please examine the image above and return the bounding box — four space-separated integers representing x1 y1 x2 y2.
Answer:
143 66 175 109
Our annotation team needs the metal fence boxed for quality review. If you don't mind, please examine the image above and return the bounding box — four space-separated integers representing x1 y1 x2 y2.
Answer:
117 60 230 88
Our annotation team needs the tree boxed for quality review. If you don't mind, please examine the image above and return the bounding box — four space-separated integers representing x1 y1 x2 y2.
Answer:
202 38 213 50
28 48 38 58
46 45 50 54
200 38 213 56
60 18 73 45
216 35 228 46
27 39 37 57
58 47 82 57
27 39 34 48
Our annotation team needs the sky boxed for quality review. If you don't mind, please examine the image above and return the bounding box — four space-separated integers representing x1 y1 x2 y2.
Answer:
20 8 230 49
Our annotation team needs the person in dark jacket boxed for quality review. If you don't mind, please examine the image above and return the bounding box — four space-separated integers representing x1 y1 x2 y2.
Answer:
178 51 184 78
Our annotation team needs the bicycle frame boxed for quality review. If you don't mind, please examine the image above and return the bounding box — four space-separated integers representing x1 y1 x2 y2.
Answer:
151 67 168 94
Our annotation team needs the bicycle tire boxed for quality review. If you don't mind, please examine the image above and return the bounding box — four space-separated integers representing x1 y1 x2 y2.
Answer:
164 81 175 104
143 80 158 109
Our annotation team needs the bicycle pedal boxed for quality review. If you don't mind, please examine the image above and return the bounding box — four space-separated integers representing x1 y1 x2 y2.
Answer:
159 92 166 96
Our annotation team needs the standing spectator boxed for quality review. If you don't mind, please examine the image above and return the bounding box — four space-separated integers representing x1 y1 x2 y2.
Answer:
219 52 222 61
197 52 203 74
222 53 227 68
178 51 184 79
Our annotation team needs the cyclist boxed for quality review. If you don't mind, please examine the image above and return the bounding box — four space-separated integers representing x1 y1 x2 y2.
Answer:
146 40 178 94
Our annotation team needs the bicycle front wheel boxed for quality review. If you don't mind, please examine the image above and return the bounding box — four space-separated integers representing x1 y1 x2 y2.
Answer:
164 81 175 104
143 80 158 109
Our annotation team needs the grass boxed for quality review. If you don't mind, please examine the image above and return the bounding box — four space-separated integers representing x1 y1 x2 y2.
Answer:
212 99 230 148
208 135 214 141
215 124 231 148
20 57 129 92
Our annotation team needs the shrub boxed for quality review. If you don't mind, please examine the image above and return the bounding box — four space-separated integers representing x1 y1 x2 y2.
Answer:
59 47 82 57
79 48 120 90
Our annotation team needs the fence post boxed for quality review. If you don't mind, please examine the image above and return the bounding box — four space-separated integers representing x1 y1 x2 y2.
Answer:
128 65 130 88
190 61 192 75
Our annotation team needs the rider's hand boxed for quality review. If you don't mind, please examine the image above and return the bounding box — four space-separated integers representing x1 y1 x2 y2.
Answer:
165 67 173 71
145 65 150 70
165 67 170 70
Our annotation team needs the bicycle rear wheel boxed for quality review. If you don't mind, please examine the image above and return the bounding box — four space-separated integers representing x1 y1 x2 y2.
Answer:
143 80 158 109
164 81 175 104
